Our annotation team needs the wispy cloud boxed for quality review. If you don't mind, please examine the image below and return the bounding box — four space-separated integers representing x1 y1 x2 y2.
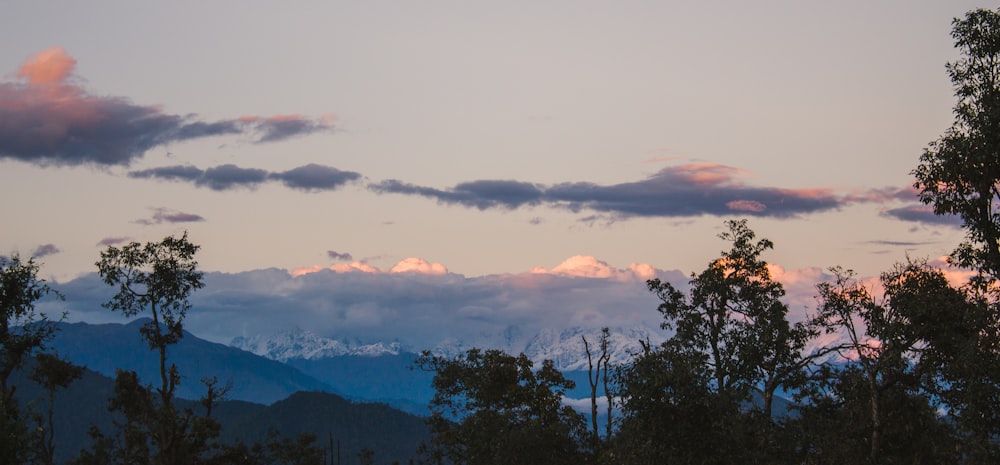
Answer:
327 250 353 261
0 48 334 167
367 164 974 225
129 163 361 192
134 207 205 225
269 164 363 191
31 243 60 258
96 237 130 247
372 163 845 219
240 114 337 143
370 179 545 210
880 204 962 227
865 239 937 247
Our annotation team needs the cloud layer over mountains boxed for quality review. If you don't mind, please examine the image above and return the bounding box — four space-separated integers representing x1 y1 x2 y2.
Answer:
46 255 836 351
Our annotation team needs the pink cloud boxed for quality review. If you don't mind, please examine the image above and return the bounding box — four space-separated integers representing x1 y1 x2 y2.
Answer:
292 257 448 277
766 264 833 319
669 163 745 186
628 263 657 280
928 256 977 288
0 48 335 167
530 255 656 281
389 257 448 275
17 47 76 85
266 114 306 122
292 261 382 277
330 262 381 274
767 264 829 286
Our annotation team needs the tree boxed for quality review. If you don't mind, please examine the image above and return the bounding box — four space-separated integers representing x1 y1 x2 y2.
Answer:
417 348 587 465
207 430 325 465
93 232 213 465
808 262 974 464
357 448 374 465
0 254 59 464
646 220 819 418
893 264 1000 461
29 352 83 465
912 10 1000 458
791 362 960 465
581 327 611 452
635 220 838 464
613 341 743 465
97 231 204 405
914 8 1000 281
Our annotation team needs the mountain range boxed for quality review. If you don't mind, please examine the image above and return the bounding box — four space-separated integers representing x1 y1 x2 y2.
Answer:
229 325 668 410
19 319 805 463
48 320 332 404
231 325 666 371
12 360 429 465
18 321 434 464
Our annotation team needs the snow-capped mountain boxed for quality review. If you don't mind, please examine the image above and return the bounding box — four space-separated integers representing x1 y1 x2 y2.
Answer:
231 328 402 362
522 326 666 371
230 325 664 370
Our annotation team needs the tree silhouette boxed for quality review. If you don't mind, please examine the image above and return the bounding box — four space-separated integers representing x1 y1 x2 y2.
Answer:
91 232 216 465
0 254 59 464
417 348 587 465
29 352 83 465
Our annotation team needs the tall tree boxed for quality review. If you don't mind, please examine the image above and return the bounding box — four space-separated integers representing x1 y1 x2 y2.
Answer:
629 220 827 464
97 231 204 405
581 327 611 452
914 8 1000 281
646 219 818 418
912 8 1000 459
0 254 59 465
94 232 213 465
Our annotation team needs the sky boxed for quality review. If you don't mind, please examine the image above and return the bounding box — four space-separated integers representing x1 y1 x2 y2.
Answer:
1 1 986 347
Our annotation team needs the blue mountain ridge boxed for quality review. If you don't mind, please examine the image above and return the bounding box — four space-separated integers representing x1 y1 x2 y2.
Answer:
48 320 795 419
48 319 332 404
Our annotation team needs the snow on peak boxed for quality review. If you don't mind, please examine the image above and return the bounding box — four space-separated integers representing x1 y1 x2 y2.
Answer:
230 329 401 362
232 326 664 370
522 326 665 370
